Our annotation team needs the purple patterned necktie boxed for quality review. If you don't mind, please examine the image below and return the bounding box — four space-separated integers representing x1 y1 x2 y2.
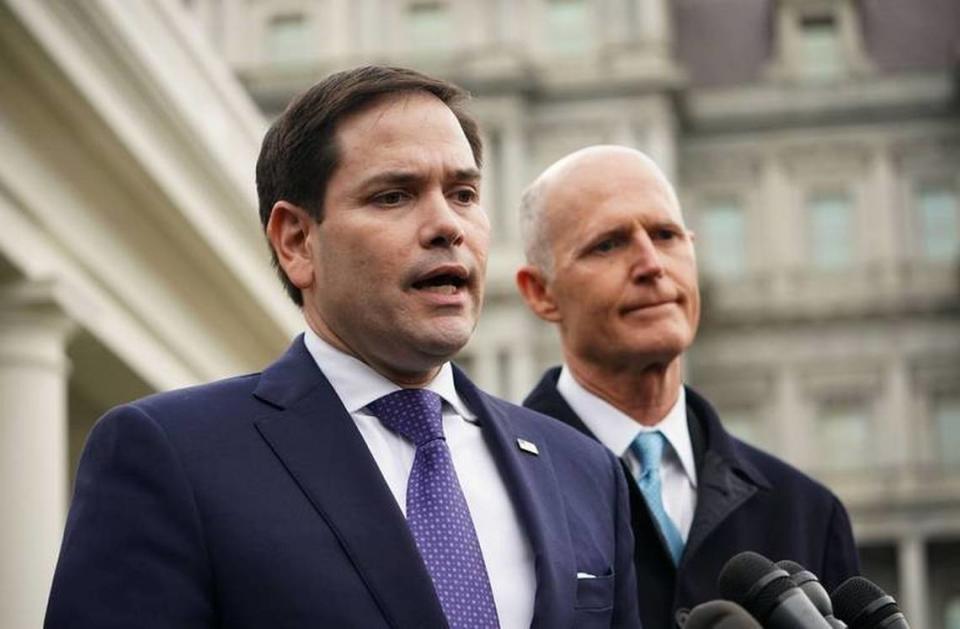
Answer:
369 389 500 629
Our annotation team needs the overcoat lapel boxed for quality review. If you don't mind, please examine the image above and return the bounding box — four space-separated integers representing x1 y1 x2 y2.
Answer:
251 338 446 629
524 369 772 572
454 367 576 629
681 389 769 565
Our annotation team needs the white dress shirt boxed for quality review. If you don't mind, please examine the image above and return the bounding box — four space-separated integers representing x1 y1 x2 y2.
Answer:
303 330 536 628
557 366 698 541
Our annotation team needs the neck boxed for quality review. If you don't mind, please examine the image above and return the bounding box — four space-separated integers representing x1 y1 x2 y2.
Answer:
565 354 683 427
304 310 440 388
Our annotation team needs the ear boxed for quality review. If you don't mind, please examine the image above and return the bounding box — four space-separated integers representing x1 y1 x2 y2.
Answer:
266 201 317 292
516 265 562 323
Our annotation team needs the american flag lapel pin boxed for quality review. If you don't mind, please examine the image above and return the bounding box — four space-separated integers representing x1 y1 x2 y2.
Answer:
517 438 539 456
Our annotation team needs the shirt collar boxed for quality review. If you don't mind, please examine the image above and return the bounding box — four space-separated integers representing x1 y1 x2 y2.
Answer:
302 328 475 419
557 365 697 487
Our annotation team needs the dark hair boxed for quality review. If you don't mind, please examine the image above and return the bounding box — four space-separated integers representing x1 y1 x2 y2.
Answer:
255 65 483 305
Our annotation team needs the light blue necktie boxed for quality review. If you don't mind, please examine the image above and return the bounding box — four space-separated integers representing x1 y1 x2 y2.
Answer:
630 431 685 565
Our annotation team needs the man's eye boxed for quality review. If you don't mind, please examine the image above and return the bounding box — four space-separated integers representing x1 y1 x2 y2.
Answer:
592 239 620 253
374 191 408 206
653 228 677 241
451 188 479 204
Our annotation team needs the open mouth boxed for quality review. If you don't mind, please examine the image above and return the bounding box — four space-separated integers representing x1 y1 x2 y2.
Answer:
411 267 469 294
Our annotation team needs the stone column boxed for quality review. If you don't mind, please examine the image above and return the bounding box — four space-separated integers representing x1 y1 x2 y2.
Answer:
637 0 671 53
760 153 795 305
883 361 911 471
500 113 528 246
897 536 929 629
507 315 537 404
774 365 806 466
0 281 76 629
868 144 904 296
643 97 677 183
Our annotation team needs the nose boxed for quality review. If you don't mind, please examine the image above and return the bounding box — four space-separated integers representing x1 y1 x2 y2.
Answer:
419 190 465 249
629 231 665 282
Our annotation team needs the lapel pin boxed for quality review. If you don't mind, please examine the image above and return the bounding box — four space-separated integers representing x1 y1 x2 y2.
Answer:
517 438 539 456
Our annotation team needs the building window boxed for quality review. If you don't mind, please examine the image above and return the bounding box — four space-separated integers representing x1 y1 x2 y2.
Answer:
545 0 590 53
799 14 843 80
699 199 747 277
815 401 869 471
916 185 959 261
933 396 960 467
947 596 960 629
264 13 311 64
406 1 451 52
808 192 853 270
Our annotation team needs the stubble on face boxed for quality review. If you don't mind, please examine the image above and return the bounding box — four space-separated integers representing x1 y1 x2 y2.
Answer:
301 93 489 385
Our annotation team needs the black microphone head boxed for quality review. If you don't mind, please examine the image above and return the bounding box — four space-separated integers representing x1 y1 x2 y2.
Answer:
685 600 762 628
775 560 807 577
718 551 795 621
776 559 835 616
832 576 903 629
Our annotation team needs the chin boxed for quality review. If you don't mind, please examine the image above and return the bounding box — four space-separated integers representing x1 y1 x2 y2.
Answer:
414 326 473 359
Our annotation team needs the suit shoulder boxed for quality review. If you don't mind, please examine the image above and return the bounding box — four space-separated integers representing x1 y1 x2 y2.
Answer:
115 372 262 428
485 395 616 461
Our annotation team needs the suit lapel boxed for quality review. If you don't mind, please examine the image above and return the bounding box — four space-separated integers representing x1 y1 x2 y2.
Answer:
252 338 446 629
455 368 576 629
681 389 769 565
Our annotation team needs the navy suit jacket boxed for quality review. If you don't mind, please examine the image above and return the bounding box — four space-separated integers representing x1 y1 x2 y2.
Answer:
46 339 639 629
524 367 860 629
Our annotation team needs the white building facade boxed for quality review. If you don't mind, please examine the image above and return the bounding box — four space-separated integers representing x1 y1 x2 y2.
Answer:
184 0 960 626
1 0 957 626
0 1 299 626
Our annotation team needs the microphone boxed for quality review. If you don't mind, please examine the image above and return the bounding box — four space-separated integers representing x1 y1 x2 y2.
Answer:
684 600 762 628
832 576 911 629
777 560 848 628
718 551 832 628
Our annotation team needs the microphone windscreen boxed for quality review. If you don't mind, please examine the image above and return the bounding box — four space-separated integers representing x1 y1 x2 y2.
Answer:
776 559 835 616
832 576 903 628
776 560 806 577
718 551 794 620
685 600 762 629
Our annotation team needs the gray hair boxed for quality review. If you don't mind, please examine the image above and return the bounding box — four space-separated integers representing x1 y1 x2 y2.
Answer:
518 171 555 277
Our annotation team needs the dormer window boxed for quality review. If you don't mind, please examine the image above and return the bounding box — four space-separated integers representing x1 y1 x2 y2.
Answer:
799 13 842 80
769 0 872 82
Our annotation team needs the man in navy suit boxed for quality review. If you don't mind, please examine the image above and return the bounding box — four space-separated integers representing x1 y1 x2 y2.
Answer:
515 145 860 629
45 67 639 628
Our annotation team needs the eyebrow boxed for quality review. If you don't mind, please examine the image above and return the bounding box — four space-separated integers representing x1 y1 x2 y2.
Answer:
577 225 631 254
357 167 481 190
577 218 687 253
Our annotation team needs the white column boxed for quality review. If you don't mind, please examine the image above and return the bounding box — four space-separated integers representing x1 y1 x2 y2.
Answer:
637 0 671 52
642 97 677 184
868 144 904 297
883 361 911 471
774 365 806 466
761 153 795 304
897 536 929 629
507 316 538 404
0 282 76 629
473 345 499 395
501 116 528 245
